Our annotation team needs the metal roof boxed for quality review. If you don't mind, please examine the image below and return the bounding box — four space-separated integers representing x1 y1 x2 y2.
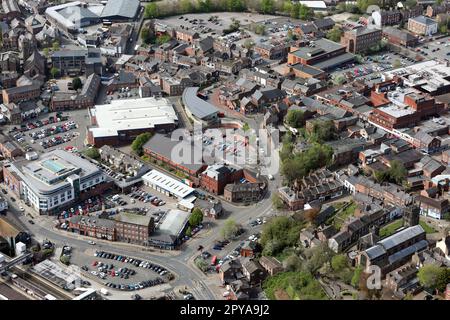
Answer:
182 87 218 120
379 225 425 251
101 0 139 19
142 169 194 199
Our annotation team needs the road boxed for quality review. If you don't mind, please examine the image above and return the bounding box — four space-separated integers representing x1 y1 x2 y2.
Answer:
1 167 282 300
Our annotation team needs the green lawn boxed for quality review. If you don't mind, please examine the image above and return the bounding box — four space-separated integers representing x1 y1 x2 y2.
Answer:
332 202 357 229
419 220 436 234
380 219 403 238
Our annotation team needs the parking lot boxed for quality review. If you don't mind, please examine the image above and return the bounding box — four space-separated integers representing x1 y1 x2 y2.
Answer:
5 109 89 154
69 249 172 294
413 35 450 60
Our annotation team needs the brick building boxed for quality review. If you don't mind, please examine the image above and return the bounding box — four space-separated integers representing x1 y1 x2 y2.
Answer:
408 15 438 36
341 27 383 54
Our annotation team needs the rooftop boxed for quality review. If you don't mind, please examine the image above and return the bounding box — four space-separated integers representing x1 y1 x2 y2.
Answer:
142 169 195 199
89 97 178 138
182 87 218 120
158 209 190 238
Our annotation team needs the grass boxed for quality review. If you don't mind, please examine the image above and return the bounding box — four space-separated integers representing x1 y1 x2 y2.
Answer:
419 220 436 234
331 201 357 229
379 219 403 238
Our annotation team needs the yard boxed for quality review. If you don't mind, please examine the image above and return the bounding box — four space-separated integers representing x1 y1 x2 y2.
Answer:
328 201 357 229
379 219 436 238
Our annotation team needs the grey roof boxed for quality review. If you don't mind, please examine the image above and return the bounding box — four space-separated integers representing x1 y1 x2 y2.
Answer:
143 134 205 172
379 225 425 251
312 52 355 71
365 244 387 260
410 15 437 26
182 87 218 120
101 0 139 19
158 209 189 238
387 239 428 264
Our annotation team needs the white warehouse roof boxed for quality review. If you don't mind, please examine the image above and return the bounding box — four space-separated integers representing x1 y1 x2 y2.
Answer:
89 97 178 138
142 170 194 199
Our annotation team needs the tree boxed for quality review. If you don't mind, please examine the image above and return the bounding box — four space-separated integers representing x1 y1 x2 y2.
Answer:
221 218 240 239
331 254 348 272
271 193 284 209
72 77 82 91
404 0 417 8
185 226 192 237
197 0 212 12
195 257 209 272
141 28 154 45
50 67 59 79
326 26 343 43
83 147 100 160
156 34 172 45
261 0 275 14
290 3 300 18
283 254 302 272
52 41 60 52
243 39 255 50
189 208 204 227
298 4 314 20
43 48 49 57
439 23 448 34
417 265 450 292
144 3 160 19
254 24 266 35
131 132 152 156
331 74 346 86
302 244 334 273
309 120 337 143
285 109 305 128
242 122 250 132
180 0 193 13
388 160 407 184
392 59 402 68
260 216 302 256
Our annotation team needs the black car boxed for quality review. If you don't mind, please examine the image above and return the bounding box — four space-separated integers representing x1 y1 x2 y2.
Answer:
10 197 16 202
1 189 6 194
28 220 35 225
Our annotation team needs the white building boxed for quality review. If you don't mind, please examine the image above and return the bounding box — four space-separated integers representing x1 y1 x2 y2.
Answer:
4 150 105 214
142 169 195 200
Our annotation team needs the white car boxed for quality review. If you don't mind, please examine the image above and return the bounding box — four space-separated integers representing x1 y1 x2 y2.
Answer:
256 218 262 225
19 206 25 212
88 240 96 245
91 271 98 276
248 235 256 241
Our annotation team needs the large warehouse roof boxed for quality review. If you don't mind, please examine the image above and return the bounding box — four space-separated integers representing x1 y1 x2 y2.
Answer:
158 209 190 238
101 0 140 19
142 169 194 199
182 87 218 120
89 97 178 138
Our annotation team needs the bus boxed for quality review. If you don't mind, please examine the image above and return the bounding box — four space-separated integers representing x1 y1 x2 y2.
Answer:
211 256 217 266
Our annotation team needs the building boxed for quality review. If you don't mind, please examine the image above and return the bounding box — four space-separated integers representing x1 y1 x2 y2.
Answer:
50 73 101 111
382 27 418 47
2 84 41 105
142 169 195 200
341 27 383 54
224 183 264 203
51 48 102 77
407 15 438 36
148 209 190 249
416 193 449 220
181 87 219 125
0 135 22 159
357 225 428 275
288 38 354 72
100 0 140 21
258 256 283 276
45 1 103 38
87 97 178 147
3 150 107 215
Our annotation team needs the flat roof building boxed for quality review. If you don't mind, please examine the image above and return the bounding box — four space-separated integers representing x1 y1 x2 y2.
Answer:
101 0 140 20
87 97 178 147
3 150 106 214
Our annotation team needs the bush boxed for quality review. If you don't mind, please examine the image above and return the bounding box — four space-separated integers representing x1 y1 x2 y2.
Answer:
220 218 240 240
72 77 82 91
131 132 152 156
331 254 348 272
260 217 302 256
83 147 100 160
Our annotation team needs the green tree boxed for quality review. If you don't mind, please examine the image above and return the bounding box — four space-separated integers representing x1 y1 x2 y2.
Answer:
141 28 154 45
290 3 300 18
261 0 275 14
144 3 160 19
50 67 59 78
197 0 212 12
185 226 192 237
388 160 407 184
52 41 60 52
43 48 49 57
331 254 348 272
404 0 417 8
392 59 402 68
242 122 250 131
72 77 82 91
131 132 152 156
221 218 240 239
309 120 336 143
83 147 100 160
302 244 334 273
189 208 204 227
285 109 305 128
282 0 292 13
260 216 302 256
326 26 343 43
156 34 172 45
254 24 266 35
272 193 284 209
243 39 255 50
417 265 450 292
331 74 346 86
298 4 314 20
195 257 209 271
439 23 448 34
283 254 302 271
